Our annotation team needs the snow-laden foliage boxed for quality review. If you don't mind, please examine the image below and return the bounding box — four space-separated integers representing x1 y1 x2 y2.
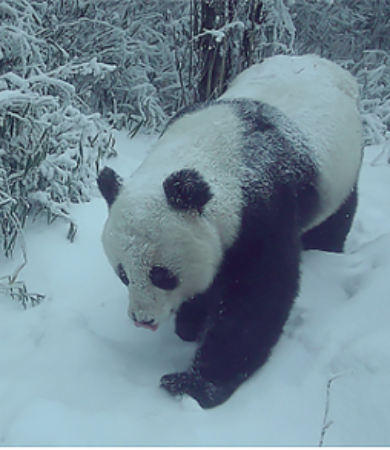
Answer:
292 0 390 147
0 72 114 257
292 0 390 62
0 0 45 77
19 0 297 129
0 0 115 259
36 0 187 133
352 51 390 148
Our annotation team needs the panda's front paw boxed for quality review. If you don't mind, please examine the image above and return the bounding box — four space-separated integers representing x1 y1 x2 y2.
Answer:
160 370 236 409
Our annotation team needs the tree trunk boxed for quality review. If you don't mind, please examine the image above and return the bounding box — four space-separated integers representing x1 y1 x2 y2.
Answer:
195 0 265 103
196 0 233 102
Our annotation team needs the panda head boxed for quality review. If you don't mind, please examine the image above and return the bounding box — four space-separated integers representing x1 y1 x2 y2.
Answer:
97 167 222 330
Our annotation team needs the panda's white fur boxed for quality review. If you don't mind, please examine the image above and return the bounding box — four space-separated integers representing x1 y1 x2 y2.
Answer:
98 55 362 407
101 104 244 324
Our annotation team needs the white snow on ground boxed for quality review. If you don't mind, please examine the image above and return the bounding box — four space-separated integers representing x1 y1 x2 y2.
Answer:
1 133 390 446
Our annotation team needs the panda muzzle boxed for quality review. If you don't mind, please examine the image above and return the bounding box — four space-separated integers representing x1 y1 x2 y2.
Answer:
134 319 158 332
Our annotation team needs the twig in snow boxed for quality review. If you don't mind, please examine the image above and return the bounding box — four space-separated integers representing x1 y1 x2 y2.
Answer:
0 214 45 308
319 370 354 447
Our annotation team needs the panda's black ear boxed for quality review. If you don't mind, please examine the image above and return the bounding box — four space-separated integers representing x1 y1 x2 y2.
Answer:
163 169 213 214
97 167 123 208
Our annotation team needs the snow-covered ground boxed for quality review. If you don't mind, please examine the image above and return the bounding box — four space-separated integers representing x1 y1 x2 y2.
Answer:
1 132 390 446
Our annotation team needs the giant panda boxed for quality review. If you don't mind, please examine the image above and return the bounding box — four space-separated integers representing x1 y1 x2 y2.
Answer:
97 54 362 409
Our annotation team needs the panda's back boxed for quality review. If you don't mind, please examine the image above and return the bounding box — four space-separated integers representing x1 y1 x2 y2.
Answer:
221 54 362 228
220 54 359 116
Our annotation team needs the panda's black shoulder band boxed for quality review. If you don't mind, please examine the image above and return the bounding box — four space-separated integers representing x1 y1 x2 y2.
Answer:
163 169 213 214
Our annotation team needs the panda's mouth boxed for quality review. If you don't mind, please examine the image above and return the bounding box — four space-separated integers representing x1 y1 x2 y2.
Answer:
130 311 159 331
134 321 159 332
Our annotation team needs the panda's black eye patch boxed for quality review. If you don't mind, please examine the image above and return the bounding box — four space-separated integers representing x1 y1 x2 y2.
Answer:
150 266 178 290
117 264 129 286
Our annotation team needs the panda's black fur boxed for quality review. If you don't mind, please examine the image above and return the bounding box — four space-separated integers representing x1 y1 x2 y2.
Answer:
98 55 362 409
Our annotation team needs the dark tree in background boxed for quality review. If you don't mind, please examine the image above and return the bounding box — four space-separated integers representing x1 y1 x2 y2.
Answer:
194 0 285 102
196 0 236 102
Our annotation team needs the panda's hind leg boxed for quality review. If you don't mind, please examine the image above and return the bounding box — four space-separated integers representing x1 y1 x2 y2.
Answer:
301 185 358 253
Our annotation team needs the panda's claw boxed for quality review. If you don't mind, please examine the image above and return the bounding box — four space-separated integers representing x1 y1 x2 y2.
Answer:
160 370 236 409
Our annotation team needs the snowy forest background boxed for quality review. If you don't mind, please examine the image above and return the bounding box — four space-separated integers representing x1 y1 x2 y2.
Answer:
0 0 390 302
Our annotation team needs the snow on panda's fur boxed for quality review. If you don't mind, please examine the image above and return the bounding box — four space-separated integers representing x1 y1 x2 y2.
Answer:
98 55 362 409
